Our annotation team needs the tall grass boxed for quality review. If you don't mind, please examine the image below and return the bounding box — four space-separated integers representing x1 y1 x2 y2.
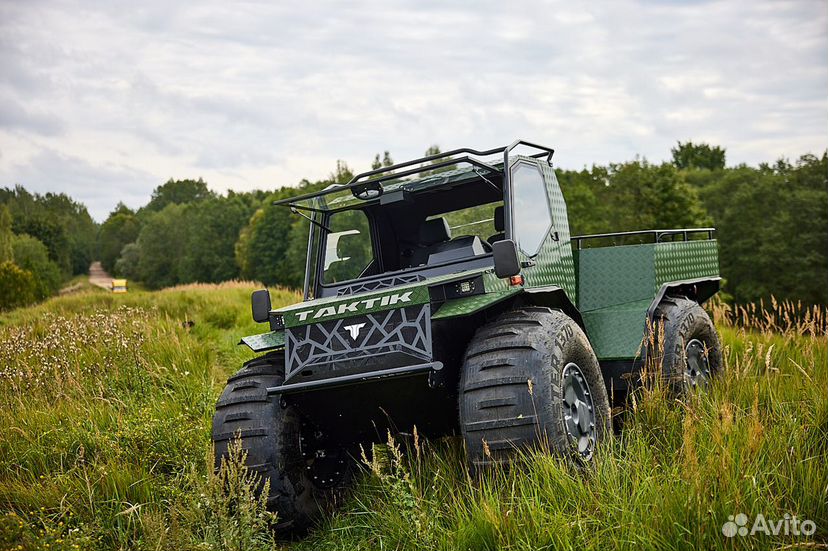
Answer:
299 299 827 551
0 284 298 550
0 286 824 550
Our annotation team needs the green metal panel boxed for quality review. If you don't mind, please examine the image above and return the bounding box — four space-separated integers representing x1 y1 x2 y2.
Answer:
482 269 511 293
517 157 578 302
654 240 719 287
240 330 285 352
581 299 650 360
432 289 520 320
576 239 719 360
577 240 719 313
577 244 655 312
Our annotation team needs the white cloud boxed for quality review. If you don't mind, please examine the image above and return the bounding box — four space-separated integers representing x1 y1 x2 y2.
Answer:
0 0 825 220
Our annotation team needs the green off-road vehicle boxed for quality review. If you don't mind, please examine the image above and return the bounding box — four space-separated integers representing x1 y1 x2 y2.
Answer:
212 140 722 528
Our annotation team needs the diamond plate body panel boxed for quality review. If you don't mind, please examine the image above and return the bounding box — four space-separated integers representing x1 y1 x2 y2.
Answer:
432 289 520 319
240 330 285 352
576 244 655 312
576 239 719 360
577 240 720 313
284 304 431 382
516 157 577 302
654 240 719 286
581 300 650 360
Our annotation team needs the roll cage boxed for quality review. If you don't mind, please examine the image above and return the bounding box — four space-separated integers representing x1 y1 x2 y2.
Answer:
271 140 556 300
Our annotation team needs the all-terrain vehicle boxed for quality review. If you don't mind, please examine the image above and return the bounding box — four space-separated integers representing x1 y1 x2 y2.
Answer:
212 140 722 528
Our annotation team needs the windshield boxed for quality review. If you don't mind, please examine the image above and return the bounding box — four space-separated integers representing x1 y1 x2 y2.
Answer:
318 180 503 293
322 210 373 284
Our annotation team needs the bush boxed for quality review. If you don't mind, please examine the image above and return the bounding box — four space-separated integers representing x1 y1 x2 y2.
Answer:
0 261 37 311
11 234 62 300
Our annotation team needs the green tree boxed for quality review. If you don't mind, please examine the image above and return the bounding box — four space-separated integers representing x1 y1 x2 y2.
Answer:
0 204 12 263
701 153 827 304
114 242 141 280
242 200 295 286
98 208 142 273
422 145 456 174
0 261 37 311
178 196 255 283
330 162 354 184
671 141 726 171
559 160 709 235
135 204 187 289
371 151 394 170
556 166 612 235
235 208 263 281
12 213 71 274
235 178 329 288
0 185 95 276
142 178 214 214
40 191 97 274
11 234 62 300
607 160 710 230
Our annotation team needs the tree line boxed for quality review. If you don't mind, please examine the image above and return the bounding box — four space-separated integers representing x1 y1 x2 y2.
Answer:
0 187 97 309
1 142 825 311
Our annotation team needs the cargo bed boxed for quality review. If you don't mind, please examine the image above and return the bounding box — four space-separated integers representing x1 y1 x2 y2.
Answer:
572 229 720 360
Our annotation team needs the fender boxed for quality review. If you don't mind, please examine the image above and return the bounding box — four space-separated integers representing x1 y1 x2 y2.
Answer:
239 330 285 353
647 276 721 323
523 285 586 331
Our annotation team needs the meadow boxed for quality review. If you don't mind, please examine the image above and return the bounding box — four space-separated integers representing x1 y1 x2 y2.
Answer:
0 284 825 550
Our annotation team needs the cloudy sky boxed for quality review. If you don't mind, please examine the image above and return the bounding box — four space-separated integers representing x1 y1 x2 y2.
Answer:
1 0 825 221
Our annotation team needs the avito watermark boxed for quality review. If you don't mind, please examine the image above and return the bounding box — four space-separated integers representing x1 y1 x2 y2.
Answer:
722 513 816 538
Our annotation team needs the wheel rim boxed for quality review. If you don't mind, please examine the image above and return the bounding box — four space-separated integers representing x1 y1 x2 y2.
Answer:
562 362 596 457
684 338 711 387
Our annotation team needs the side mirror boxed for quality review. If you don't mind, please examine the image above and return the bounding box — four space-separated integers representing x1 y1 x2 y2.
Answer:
251 289 271 323
492 239 521 278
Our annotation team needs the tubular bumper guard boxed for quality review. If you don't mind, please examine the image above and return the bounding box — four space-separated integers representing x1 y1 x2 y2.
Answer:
266 361 443 396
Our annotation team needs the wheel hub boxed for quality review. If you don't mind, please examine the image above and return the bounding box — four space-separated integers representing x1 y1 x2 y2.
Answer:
562 362 596 458
684 338 711 387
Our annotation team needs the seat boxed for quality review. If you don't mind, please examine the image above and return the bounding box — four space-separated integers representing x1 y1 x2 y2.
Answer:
409 218 452 266
427 235 486 264
487 205 505 244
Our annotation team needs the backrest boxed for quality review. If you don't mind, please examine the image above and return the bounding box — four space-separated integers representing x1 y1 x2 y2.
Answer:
418 217 452 245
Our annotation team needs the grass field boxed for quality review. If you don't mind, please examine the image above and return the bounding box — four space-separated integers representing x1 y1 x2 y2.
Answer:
0 284 825 550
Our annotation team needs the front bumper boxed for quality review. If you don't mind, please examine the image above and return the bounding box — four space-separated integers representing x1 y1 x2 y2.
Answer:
283 304 432 384
267 361 443 395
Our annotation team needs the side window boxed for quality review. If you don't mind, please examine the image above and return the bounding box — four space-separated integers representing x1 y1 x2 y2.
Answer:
426 201 503 244
511 162 551 256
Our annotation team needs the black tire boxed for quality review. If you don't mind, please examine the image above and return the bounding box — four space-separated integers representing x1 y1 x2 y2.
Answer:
653 297 723 391
460 306 611 466
212 352 318 531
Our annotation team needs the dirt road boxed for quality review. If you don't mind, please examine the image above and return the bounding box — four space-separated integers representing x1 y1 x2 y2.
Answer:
88 261 113 290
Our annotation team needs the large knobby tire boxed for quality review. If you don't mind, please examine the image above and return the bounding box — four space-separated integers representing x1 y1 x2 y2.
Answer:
460 307 611 466
212 352 318 531
654 297 723 391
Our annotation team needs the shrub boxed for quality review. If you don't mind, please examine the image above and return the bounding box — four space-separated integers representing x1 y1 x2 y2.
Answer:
11 234 62 300
0 261 36 311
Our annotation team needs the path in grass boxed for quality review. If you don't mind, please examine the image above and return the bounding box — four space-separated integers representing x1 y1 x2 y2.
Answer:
87 260 113 290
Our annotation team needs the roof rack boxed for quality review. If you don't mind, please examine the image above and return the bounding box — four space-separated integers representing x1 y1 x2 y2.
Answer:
272 139 555 207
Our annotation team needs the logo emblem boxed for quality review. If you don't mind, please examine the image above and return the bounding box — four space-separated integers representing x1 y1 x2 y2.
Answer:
344 323 366 340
